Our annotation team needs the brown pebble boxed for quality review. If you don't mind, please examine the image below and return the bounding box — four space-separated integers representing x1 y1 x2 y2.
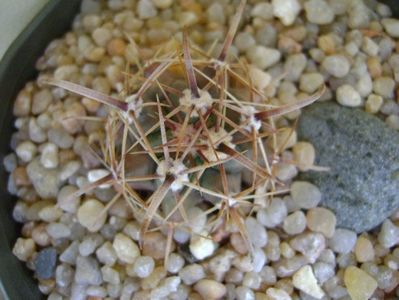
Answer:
142 232 174 260
367 57 382 79
13 167 30 186
32 223 51 247
107 38 126 56
230 232 249 255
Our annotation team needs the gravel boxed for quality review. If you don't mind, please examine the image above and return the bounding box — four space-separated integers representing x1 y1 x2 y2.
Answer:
34 248 57 280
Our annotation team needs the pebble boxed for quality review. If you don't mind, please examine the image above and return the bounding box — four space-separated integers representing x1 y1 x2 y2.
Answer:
13 90 31 117
290 233 325 263
194 279 226 300
34 247 57 280
292 265 325 299
304 0 334 25
373 76 395 98
166 253 185 274
328 228 357 254
355 236 375 262
179 264 205 285
307 207 336 238
59 241 79 265
101 265 120 285
137 0 157 19
248 66 271 91
290 181 321 209
133 256 155 278
322 55 350 78
293 142 315 171
235 32 256 52
365 94 383 114
152 0 173 9
245 217 268 248
272 0 301 26
266 287 292 300
344 266 378 300
382 18 399 38
27 158 61 198
16 141 37 162
47 128 74 149
189 230 216 260
12 238 36 261
142 231 172 260
55 264 74 288
336 84 362 107
283 211 307 235
378 219 399 249
257 198 287 228
246 46 281 70
74 255 103 285
46 222 71 239
112 233 140 264
96 241 117 266
38 205 62 222
79 234 103 256
299 73 324 94
40 143 59 169
386 114 399 130
57 185 80 213
251 3 274 20
77 199 107 232
313 262 335 284
284 53 307 82
29 118 47 143
32 89 53 115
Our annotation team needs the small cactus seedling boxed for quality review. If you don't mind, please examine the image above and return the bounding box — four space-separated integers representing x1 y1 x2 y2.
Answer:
42 0 325 262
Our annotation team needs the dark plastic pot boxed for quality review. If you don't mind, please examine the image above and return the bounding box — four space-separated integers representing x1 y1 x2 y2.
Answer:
0 1 398 299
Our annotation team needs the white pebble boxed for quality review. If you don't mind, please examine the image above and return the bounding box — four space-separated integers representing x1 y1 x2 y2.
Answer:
291 181 321 209
257 198 287 228
307 207 337 238
189 230 216 260
96 241 117 266
16 141 37 162
137 0 157 19
133 256 155 278
373 76 395 98
46 222 71 239
87 169 111 189
77 199 107 232
266 287 292 300
293 265 325 299
247 46 281 70
245 217 268 248
382 18 399 38
290 233 326 263
283 211 307 235
166 253 185 274
40 143 59 169
378 219 399 248
113 233 140 264
235 32 256 52
304 0 334 25
272 0 301 26
299 73 324 94
336 84 362 107
322 55 350 78
328 229 357 254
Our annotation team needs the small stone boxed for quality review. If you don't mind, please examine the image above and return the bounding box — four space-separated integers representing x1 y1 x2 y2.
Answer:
293 265 325 299
245 217 268 248
59 241 79 265
13 90 31 116
386 114 399 130
373 76 395 98
355 236 375 262
34 248 57 280
179 264 205 285
328 228 357 254
336 84 362 107
290 233 325 263
283 211 307 235
87 169 111 189
101 265 120 285
152 0 173 9
322 55 350 78
40 143 59 169
362 37 379 57
75 255 103 285
79 234 103 256
313 262 335 284
272 0 301 26
247 46 281 70
298 103 399 232
92 27 112 47
299 73 324 94
96 241 117 266
248 66 271 90
194 279 226 300
293 142 315 171
12 238 36 261
55 264 74 288
142 231 171 260
207 2 225 24
266 287 292 300
344 266 378 300
273 255 308 277
27 158 61 199
290 181 321 209
77 199 107 232
29 118 46 143
107 38 126 56
133 256 155 278
235 32 256 52
251 3 274 20
236 286 255 300
166 253 185 274
378 219 399 248
32 89 53 115
365 94 383 114
48 128 74 149
137 0 157 19
243 271 262 289
382 18 399 38
307 207 336 238
348 1 370 29
113 233 140 264
189 230 216 260
284 53 307 82
304 0 334 25
16 141 37 162
46 222 71 239
257 198 287 228
38 205 62 222
57 185 80 213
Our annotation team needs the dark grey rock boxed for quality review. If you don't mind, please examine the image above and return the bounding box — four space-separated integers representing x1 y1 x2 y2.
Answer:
298 102 399 233
34 247 57 280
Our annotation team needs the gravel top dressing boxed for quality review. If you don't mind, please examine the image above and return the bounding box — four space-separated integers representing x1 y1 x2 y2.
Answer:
4 0 399 299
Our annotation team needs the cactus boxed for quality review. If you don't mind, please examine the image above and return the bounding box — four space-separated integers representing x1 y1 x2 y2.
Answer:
41 0 325 263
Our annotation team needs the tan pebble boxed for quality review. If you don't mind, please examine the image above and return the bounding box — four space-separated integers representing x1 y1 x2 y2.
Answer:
32 223 51 247
293 142 315 171
293 265 325 299
230 232 249 255
268 128 297 151
142 231 174 260
82 97 101 113
12 238 36 261
77 199 107 232
318 35 336 54
355 236 375 262
367 57 382 79
107 38 126 56
13 167 30 186
141 267 167 290
307 207 336 238
278 36 302 54
365 94 383 114
194 279 227 300
85 47 106 62
14 90 31 117
344 266 377 300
